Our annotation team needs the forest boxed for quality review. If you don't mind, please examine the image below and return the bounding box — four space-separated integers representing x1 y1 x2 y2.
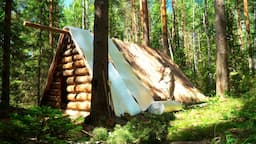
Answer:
0 0 256 143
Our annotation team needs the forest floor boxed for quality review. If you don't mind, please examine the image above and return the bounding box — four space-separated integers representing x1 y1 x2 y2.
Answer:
0 91 256 143
168 95 256 143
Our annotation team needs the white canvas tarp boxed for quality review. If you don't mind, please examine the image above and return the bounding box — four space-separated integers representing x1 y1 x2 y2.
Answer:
67 27 154 116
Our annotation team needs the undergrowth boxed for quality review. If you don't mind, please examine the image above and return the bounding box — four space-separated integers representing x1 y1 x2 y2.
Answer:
0 80 255 143
0 106 87 144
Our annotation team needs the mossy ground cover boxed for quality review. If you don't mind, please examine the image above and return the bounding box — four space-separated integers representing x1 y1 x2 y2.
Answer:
167 90 256 143
1 89 256 143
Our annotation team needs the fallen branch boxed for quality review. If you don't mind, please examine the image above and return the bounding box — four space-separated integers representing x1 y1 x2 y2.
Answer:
23 21 69 34
81 130 95 138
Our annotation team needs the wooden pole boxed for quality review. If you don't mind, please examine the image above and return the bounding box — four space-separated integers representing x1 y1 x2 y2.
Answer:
23 21 69 34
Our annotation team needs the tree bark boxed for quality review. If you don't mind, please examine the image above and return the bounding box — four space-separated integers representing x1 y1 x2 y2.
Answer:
1 0 12 105
204 0 212 86
235 0 245 50
192 0 198 74
243 0 254 74
38 2 43 105
49 0 54 54
140 0 150 46
171 0 178 59
215 0 229 97
254 0 256 73
131 0 138 43
90 0 113 125
161 0 169 55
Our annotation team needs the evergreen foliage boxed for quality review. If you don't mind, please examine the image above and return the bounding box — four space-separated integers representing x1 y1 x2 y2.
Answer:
0 106 85 144
1 0 256 143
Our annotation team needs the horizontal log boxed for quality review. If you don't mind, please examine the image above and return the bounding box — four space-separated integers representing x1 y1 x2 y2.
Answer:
63 69 74 76
74 68 89 75
63 48 79 56
54 71 62 77
62 62 73 70
73 59 86 68
65 110 90 117
66 101 91 111
66 84 91 93
63 49 73 56
75 84 91 92
66 76 91 85
61 54 84 64
66 43 75 49
47 95 60 102
72 48 79 54
23 21 69 34
73 54 83 60
63 68 89 76
53 77 61 82
67 92 91 101
62 56 73 63
63 68 90 76
51 82 61 89
48 88 61 95
46 101 61 108
62 61 87 70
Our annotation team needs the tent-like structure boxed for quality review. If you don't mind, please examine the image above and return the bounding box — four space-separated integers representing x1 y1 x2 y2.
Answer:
41 27 206 117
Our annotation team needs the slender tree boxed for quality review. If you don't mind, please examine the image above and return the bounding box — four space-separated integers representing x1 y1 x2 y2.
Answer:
236 0 245 50
204 0 212 85
90 0 113 125
140 0 150 46
192 0 198 73
243 0 254 74
37 1 44 105
171 0 177 52
254 0 256 71
131 0 138 43
1 0 12 105
215 0 229 97
161 0 169 55
49 0 54 53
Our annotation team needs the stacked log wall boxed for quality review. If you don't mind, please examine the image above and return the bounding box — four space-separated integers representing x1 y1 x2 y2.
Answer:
61 36 92 116
44 34 92 117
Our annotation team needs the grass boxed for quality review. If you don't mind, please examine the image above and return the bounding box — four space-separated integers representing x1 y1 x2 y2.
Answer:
167 93 256 143
1 85 256 143
168 97 242 142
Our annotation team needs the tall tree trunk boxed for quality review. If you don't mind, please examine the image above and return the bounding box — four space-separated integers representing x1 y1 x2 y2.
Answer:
82 0 85 29
86 0 89 29
37 31 42 105
90 0 113 125
82 0 88 29
1 0 12 105
226 0 235 68
192 1 198 74
215 0 229 97
204 0 212 86
161 0 169 55
171 0 176 55
49 0 54 54
181 0 186 51
38 2 43 105
140 0 150 46
254 0 256 73
243 0 254 74
131 0 138 43
236 0 245 50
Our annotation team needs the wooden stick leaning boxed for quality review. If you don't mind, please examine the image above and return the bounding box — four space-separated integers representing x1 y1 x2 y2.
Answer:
23 21 69 34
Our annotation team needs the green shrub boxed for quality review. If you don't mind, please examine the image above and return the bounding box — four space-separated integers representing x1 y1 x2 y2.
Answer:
91 127 109 142
0 106 84 144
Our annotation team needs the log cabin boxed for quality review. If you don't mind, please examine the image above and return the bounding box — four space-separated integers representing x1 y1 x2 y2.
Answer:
40 27 207 118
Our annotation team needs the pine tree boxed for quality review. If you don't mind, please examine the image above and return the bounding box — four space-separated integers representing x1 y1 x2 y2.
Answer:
1 0 12 105
215 0 229 97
